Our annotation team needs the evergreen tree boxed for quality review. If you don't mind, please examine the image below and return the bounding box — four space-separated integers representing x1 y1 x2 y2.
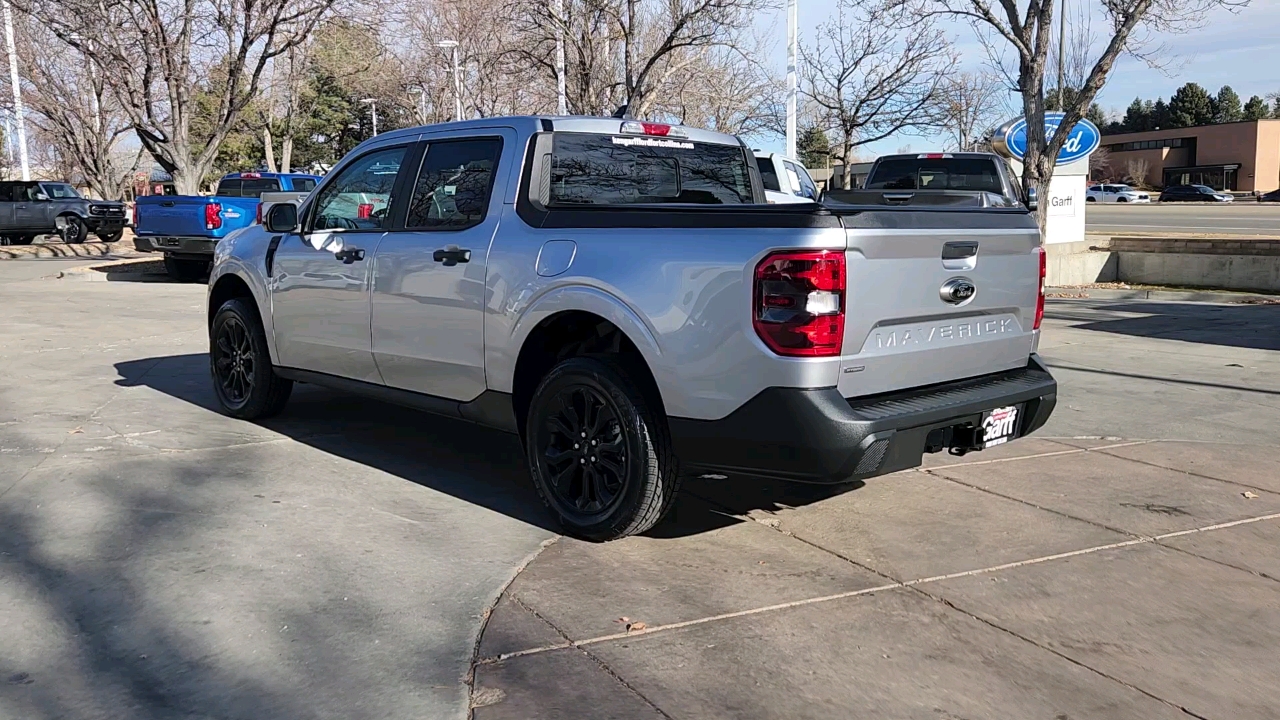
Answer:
1086 103 1107 128
1168 83 1214 127
1243 95 1269 121
796 126 832 169
1212 86 1242 123
1152 99 1171 129
1121 97 1149 132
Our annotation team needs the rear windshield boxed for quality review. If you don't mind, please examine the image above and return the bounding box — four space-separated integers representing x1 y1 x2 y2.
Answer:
866 158 1005 194
292 178 317 193
240 178 282 198
550 133 753 205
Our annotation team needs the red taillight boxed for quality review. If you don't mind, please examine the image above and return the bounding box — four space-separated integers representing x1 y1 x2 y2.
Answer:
131 203 138 227
205 202 223 230
641 123 670 136
255 202 263 225
753 250 846 357
357 203 374 220
1034 246 1046 330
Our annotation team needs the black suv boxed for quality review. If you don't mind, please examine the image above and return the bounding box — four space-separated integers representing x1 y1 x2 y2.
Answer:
0 181 127 245
1158 184 1234 203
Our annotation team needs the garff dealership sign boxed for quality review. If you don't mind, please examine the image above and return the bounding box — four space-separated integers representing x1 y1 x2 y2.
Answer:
992 112 1101 166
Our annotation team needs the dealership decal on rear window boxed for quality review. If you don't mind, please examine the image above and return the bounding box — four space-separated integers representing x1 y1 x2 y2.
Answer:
610 136 695 150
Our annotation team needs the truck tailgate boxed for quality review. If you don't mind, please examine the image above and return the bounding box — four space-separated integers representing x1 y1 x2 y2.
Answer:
837 212 1040 399
134 197 214 237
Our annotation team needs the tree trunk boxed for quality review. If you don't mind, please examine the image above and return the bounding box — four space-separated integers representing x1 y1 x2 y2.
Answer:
263 127 278 173
281 135 293 174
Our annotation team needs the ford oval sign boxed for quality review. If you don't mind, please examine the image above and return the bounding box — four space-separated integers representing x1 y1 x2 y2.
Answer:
993 112 1100 166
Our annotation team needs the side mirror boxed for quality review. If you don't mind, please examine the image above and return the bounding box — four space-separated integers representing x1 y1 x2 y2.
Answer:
1025 186 1039 212
33 192 51 202
265 203 298 233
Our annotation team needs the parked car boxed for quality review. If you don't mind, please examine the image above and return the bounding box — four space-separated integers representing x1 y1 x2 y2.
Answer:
206 117 1057 541
1159 184 1234 202
754 151 819 204
0 181 127 246
133 171 321 280
1257 188 1280 203
1086 184 1150 203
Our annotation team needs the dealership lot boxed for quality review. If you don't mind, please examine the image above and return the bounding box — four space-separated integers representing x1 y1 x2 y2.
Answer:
2 259 1279 720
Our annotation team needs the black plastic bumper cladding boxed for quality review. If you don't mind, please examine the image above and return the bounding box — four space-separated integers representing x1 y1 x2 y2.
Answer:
669 355 1057 484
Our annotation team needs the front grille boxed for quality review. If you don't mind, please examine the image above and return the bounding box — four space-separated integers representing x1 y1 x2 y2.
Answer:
90 205 125 217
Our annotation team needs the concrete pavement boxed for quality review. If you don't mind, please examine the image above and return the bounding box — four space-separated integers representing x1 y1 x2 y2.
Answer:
3 258 1280 719
1086 202 1280 236
0 259 553 720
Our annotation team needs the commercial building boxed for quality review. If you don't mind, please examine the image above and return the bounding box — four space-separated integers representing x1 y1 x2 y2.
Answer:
1100 119 1280 193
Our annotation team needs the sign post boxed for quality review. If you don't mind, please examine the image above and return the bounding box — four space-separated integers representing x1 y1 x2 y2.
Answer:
991 112 1100 246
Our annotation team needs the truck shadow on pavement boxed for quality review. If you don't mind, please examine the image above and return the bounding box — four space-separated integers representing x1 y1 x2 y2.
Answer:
1045 299 1280 351
112 354 861 540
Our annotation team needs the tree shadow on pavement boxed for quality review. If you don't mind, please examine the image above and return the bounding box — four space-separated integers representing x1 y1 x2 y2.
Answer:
1045 299 1280 351
112 354 863 541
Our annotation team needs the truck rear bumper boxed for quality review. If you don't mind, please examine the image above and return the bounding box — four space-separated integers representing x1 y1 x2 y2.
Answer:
669 355 1057 484
133 236 217 256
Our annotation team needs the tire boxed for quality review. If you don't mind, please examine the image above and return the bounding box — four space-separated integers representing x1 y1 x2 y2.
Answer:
164 255 211 282
1116 196 1128 203
209 298 293 420
525 356 680 541
1086 196 1096 202
59 215 88 244
96 228 124 244
1 235 33 246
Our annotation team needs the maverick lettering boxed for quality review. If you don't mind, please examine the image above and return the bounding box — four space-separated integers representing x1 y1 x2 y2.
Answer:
875 317 1014 349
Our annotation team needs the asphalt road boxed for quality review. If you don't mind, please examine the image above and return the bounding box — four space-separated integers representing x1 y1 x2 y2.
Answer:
1086 201 1280 235
3 257 1280 720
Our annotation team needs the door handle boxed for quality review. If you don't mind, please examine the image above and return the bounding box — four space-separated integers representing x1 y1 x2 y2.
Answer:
334 247 365 264
433 247 472 266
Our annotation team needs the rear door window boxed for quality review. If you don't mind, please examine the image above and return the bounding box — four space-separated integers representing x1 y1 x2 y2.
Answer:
756 157 781 192
550 133 753 205
406 138 503 229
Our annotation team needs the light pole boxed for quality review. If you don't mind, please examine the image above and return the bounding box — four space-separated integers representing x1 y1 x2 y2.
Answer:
785 0 797 160
436 40 461 121
553 0 566 115
2 0 29 181
360 98 378 136
407 85 427 125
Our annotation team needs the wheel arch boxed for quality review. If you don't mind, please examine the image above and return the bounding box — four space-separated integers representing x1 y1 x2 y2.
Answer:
208 268 279 363
509 304 667 440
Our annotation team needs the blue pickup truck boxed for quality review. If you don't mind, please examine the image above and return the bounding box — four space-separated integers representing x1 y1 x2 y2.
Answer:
134 172 320 280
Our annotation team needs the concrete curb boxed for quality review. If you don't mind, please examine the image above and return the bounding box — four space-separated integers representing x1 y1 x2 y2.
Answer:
1047 286 1280 304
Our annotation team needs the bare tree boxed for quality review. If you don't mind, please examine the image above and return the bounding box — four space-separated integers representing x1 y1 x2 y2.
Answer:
12 19 140 198
22 0 342 194
881 0 1249 228
802 0 954 188
1088 143 1111 180
940 71 1010 151
1125 157 1150 187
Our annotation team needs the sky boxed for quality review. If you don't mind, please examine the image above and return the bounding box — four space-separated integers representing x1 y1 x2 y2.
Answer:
754 0 1280 158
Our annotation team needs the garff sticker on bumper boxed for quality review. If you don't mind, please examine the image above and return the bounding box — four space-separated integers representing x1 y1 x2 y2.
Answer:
981 405 1019 448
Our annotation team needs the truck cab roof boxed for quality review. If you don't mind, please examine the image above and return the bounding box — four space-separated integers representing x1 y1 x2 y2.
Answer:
361 116 746 148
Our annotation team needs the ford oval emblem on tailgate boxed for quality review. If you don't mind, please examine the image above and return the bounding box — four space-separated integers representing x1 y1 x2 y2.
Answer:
940 277 976 305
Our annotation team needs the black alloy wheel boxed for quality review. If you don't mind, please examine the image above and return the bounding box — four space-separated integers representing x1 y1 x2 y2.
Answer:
213 314 256 410
526 356 679 541
539 385 630 516
208 298 293 419
96 228 124 244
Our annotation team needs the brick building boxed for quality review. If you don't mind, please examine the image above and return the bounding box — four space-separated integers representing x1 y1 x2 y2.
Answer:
1100 119 1280 193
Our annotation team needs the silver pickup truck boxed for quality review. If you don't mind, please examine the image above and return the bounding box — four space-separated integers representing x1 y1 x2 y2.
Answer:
207 118 1056 540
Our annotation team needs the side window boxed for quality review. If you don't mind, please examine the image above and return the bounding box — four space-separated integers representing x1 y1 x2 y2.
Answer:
792 164 818 199
756 157 781 192
310 146 408 232
217 179 242 197
406 138 503 230
241 178 282 198
783 161 805 196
